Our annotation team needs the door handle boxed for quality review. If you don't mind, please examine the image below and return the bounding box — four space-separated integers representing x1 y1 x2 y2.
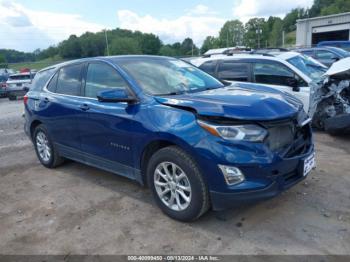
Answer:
79 104 90 111
42 97 50 103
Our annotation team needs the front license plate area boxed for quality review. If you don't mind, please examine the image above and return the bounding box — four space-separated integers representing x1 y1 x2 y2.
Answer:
303 152 315 177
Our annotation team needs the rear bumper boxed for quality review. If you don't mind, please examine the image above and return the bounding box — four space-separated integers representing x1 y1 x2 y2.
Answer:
7 89 27 97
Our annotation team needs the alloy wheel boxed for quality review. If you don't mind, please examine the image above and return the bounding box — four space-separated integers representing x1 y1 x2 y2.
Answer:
154 162 192 211
36 131 51 162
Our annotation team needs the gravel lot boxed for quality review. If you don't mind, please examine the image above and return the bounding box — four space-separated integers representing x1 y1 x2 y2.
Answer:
0 98 349 255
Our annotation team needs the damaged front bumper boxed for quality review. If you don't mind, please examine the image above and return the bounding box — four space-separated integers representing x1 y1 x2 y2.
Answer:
310 58 350 134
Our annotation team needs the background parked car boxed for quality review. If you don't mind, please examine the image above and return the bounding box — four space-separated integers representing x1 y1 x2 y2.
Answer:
317 41 350 52
295 47 350 67
190 52 327 117
6 72 35 100
0 75 8 98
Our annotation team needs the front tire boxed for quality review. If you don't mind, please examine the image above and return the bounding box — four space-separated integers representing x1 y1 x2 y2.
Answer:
33 124 64 168
147 146 210 221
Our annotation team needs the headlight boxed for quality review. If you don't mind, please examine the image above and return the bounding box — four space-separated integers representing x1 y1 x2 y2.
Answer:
198 120 267 142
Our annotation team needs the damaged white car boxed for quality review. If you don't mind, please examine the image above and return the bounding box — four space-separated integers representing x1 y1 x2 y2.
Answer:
190 52 350 135
311 57 350 134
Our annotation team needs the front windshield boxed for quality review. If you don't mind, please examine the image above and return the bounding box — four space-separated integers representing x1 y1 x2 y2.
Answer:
116 57 224 95
287 54 327 81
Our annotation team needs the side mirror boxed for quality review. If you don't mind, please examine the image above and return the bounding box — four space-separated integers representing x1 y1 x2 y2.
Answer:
23 86 30 92
292 86 300 92
97 89 137 103
286 78 300 91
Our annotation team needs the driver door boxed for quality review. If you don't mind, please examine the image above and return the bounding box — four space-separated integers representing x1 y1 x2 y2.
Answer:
78 61 137 178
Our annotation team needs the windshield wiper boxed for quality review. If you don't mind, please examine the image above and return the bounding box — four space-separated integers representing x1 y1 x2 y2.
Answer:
154 90 187 96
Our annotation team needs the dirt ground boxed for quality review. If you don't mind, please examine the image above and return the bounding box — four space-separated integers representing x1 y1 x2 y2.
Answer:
0 98 349 255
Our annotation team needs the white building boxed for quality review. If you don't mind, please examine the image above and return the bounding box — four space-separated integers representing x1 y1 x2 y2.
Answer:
296 12 350 47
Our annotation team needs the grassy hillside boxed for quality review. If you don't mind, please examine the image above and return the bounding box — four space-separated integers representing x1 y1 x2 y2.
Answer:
8 57 64 71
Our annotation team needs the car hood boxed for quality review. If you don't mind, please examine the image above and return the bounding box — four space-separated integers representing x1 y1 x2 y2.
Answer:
324 57 350 77
155 83 303 121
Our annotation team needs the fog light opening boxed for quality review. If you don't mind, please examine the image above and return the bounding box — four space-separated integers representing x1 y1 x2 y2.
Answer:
218 165 245 185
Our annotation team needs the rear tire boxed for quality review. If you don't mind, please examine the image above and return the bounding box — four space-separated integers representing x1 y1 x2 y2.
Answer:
33 124 64 168
8 95 16 101
147 146 210 222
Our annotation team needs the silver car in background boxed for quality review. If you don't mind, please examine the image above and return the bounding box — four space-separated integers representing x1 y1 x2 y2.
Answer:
6 72 35 100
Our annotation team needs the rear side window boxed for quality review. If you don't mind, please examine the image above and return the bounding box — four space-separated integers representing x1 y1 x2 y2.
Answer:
56 64 83 96
85 63 128 98
199 60 217 76
31 68 55 91
47 73 58 92
217 61 249 81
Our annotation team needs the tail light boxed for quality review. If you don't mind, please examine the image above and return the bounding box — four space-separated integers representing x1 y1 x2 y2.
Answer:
23 95 28 104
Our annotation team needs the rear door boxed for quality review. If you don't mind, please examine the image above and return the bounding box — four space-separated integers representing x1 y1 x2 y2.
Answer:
41 63 85 151
216 60 251 83
252 61 310 112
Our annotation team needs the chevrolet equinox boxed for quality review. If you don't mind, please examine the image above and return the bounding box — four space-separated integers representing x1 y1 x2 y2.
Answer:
24 56 315 221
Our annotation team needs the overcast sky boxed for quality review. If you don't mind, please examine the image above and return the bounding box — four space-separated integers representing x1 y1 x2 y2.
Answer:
0 0 314 52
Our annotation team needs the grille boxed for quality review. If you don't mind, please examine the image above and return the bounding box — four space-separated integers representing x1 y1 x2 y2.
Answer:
266 123 295 151
263 118 312 158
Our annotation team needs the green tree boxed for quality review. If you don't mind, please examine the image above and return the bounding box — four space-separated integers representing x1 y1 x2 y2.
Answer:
218 20 245 47
200 36 220 54
244 18 268 48
283 8 308 32
79 32 106 57
180 38 198 56
309 0 334 17
59 35 82 59
320 0 350 15
269 18 283 47
137 32 162 54
38 46 59 60
0 54 7 64
109 37 141 55
159 45 177 56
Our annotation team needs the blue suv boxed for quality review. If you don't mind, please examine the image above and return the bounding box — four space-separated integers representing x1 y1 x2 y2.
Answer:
24 56 315 221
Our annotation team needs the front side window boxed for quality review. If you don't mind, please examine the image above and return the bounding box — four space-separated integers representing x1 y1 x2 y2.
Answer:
56 64 83 96
85 63 128 98
115 57 223 96
217 61 249 82
253 62 295 87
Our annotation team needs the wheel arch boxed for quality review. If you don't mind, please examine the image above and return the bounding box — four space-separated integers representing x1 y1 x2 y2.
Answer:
139 136 198 187
30 120 43 140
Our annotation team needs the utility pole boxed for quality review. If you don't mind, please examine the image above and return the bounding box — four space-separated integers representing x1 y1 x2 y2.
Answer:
104 29 110 56
282 30 285 48
226 30 229 47
256 28 262 49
